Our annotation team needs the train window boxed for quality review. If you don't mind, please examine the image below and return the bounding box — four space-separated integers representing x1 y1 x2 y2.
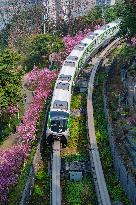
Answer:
87 32 95 39
100 25 110 30
74 45 84 51
64 61 75 67
78 42 87 47
53 100 68 110
106 25 110 29
50 111 69 133
56 82 70 90
67 56 78 61
94 33 99 36
50 111 69 119
59 74 71 82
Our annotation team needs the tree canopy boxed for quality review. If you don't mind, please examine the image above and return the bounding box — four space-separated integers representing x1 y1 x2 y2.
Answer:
0 49 23 109
117 1 136 38
23 34 64 70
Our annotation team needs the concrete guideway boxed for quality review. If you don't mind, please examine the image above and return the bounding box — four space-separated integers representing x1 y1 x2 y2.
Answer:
87 39 120 205
52 140 61 205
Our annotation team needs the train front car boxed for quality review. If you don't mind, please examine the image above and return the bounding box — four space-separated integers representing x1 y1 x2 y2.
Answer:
46 109 70 145
46 61 75 145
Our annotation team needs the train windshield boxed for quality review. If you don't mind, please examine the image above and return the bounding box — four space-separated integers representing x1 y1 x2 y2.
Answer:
50 111 69 133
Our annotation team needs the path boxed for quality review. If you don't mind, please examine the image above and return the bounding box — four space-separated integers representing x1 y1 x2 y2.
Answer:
0 76 33 150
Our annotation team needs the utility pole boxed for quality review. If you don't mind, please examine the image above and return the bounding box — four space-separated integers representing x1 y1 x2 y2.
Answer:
43 0 49 34
101 0 106 25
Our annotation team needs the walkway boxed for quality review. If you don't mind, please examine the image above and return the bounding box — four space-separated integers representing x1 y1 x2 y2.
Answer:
0 76 33 150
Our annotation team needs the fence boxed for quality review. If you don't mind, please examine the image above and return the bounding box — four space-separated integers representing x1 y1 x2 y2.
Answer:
103 61 136 205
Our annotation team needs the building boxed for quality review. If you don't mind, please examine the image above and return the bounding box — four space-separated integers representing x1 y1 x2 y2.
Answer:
0 0 41 30
96 0 116 6
43 0 96 24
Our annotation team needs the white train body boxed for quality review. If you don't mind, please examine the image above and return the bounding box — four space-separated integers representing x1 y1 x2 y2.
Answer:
46 20 120 145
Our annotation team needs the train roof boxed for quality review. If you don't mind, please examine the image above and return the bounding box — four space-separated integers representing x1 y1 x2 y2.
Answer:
107 22 118 27
81 36 94 45
51 89 71 111
58 66 76 81
93 29 104 36
68 49 84 60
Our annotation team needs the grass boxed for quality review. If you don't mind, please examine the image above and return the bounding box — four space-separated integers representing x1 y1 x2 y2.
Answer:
29 161 50 205
8 147 36 205
70 93 86 109
0 101 24 145
28 99 51 205
62 91 96 205
63 174 97 205
61 92 88 162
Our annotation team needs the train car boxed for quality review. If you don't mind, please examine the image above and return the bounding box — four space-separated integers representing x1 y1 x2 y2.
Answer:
46 20 120 145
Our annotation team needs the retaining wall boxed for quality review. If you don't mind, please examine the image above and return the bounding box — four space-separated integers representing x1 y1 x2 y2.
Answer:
103 62 136 205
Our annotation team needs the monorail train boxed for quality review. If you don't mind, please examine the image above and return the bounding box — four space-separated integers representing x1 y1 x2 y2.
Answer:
46 20 120 145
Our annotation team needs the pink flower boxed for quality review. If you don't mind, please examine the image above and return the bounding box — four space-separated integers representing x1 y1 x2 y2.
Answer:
131 37 136 46
6 106 19 115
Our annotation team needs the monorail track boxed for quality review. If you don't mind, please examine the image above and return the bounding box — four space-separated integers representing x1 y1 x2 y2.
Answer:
50 38 121 205
51 140 61 205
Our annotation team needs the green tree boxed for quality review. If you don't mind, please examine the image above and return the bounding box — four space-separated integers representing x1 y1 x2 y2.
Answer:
117 2 136 38
0 49 24 140
23 34 64 70
0 49 23 109
83 6 102 26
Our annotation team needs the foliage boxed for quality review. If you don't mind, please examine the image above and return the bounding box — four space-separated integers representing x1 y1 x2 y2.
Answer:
29 161 50 205
119 45 136 60
62 115 88 162
117 2 136 38
70 93 86 109
83 6 102 25
0 67 57 203
0 25 10 50
63 175 96 205
0 49 23 109
62 91 88 161
23 34 64 70
16 67 57 144
0 144 30 203
0 49 24 141
34 170 49 197
83 5 120 25
34 185 44 197
7 147 36 205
